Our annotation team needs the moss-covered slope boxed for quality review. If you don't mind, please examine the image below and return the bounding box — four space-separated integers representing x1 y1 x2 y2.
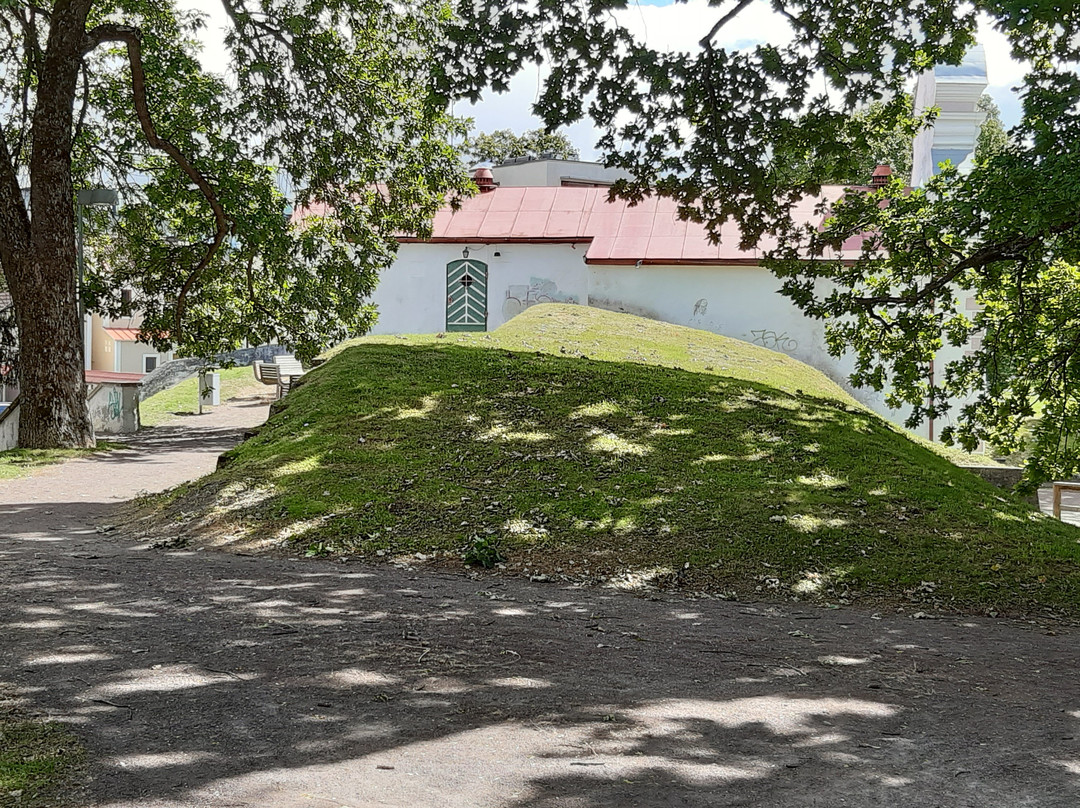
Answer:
137 305 1080 614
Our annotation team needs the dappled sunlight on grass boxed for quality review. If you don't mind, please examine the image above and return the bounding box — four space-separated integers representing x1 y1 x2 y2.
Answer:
0 444 122 480
270 457 321 478
502 519 550 542
791 568 852 595
787 515 850 533
693 453 735 464
393 394 441 420
991 510 1025 523
570 401 623 419
211 481 277 514
274 518 325 544
127 306 1080 613
796 472 848 490
649 426 694 437
477 424 553 443
586 430 650 457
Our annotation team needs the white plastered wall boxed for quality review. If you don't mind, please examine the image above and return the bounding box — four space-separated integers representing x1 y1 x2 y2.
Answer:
371 245 950 439
586 264 932 437
114 340 172 375
369 243 590 335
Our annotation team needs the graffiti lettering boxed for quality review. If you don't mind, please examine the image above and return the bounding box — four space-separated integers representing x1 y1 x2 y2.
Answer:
750 329 798 353
107 388 122 419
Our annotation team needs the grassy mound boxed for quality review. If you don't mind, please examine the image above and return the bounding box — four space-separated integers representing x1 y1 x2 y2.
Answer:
137 305 1080 614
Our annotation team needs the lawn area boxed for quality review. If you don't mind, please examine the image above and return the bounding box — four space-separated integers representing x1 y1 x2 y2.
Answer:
0 712 82 806
133 305 1080 615
139 366 265 427
0 444 120 481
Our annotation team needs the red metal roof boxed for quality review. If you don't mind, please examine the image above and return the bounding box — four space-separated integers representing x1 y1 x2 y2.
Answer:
395 186 862 264
85 370 143 384
103 327 143 342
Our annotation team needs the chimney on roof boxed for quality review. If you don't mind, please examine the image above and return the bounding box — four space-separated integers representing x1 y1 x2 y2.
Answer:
472 166 497 193
870 164 892 188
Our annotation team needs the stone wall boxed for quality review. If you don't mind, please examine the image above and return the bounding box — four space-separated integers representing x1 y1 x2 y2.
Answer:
139 345 290 401
87 382 141 435
958 464 1038 508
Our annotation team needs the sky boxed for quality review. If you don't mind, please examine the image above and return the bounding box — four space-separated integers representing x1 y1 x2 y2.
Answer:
183 0 1026 161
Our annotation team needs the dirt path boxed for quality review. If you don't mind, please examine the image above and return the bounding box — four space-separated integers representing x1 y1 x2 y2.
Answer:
2 393 1079 807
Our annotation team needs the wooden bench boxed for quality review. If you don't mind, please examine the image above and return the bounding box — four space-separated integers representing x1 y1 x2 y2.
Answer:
253 361 280 387
272 355 305 377
1051 482 1080 519
254 355 306 399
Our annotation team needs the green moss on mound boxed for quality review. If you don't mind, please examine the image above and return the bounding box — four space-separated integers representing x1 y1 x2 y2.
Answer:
146 305 1080 614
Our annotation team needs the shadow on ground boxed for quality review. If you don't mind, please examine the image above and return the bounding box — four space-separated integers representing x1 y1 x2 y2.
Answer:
2 526 1079 807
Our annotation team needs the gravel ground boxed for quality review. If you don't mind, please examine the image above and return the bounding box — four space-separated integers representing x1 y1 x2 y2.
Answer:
2 391 1079 807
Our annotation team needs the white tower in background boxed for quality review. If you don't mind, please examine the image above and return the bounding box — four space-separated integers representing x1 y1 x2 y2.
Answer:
911 45 989 187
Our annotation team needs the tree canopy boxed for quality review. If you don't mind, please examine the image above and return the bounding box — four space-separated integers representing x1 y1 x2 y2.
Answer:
463 127 579 165
5 0 1080 480
440 1 1080 483
0 0 471 447
770 99 915 186
769 94 1004 187
974 94 1008 165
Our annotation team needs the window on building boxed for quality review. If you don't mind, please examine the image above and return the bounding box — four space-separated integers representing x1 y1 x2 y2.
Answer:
143 355 158 373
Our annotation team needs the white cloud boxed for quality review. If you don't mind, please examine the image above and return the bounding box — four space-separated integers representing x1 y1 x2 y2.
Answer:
978 14 1028 91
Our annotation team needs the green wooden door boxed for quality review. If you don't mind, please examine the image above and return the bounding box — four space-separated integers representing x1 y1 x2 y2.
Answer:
446 259 488 332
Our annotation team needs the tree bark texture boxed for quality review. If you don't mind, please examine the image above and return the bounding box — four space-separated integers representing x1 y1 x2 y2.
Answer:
1 0 96 448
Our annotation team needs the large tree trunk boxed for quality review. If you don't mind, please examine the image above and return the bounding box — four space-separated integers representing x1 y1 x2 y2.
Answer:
8 255 93 449
12 0 96 448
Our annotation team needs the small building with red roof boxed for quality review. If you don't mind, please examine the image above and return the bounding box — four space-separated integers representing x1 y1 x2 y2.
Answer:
365 173 932 430
384 181 864 339
88 314 174 376
314 158 976 439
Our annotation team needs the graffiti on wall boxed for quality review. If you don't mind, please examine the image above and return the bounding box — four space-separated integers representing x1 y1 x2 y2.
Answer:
107 387 122 419
502 277 578 320
750 329 798 353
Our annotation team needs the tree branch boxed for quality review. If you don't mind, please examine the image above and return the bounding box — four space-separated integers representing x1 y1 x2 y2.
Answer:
74 56 91 145
84 23 232 341
848 217 1080 310
218 0 294 51
700 0 757 49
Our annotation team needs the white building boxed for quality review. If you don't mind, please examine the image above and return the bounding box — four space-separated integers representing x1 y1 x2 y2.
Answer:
369 44 993 443
88 313 174 376
911 45 989 185
490 158 631 188
372 180 953 436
